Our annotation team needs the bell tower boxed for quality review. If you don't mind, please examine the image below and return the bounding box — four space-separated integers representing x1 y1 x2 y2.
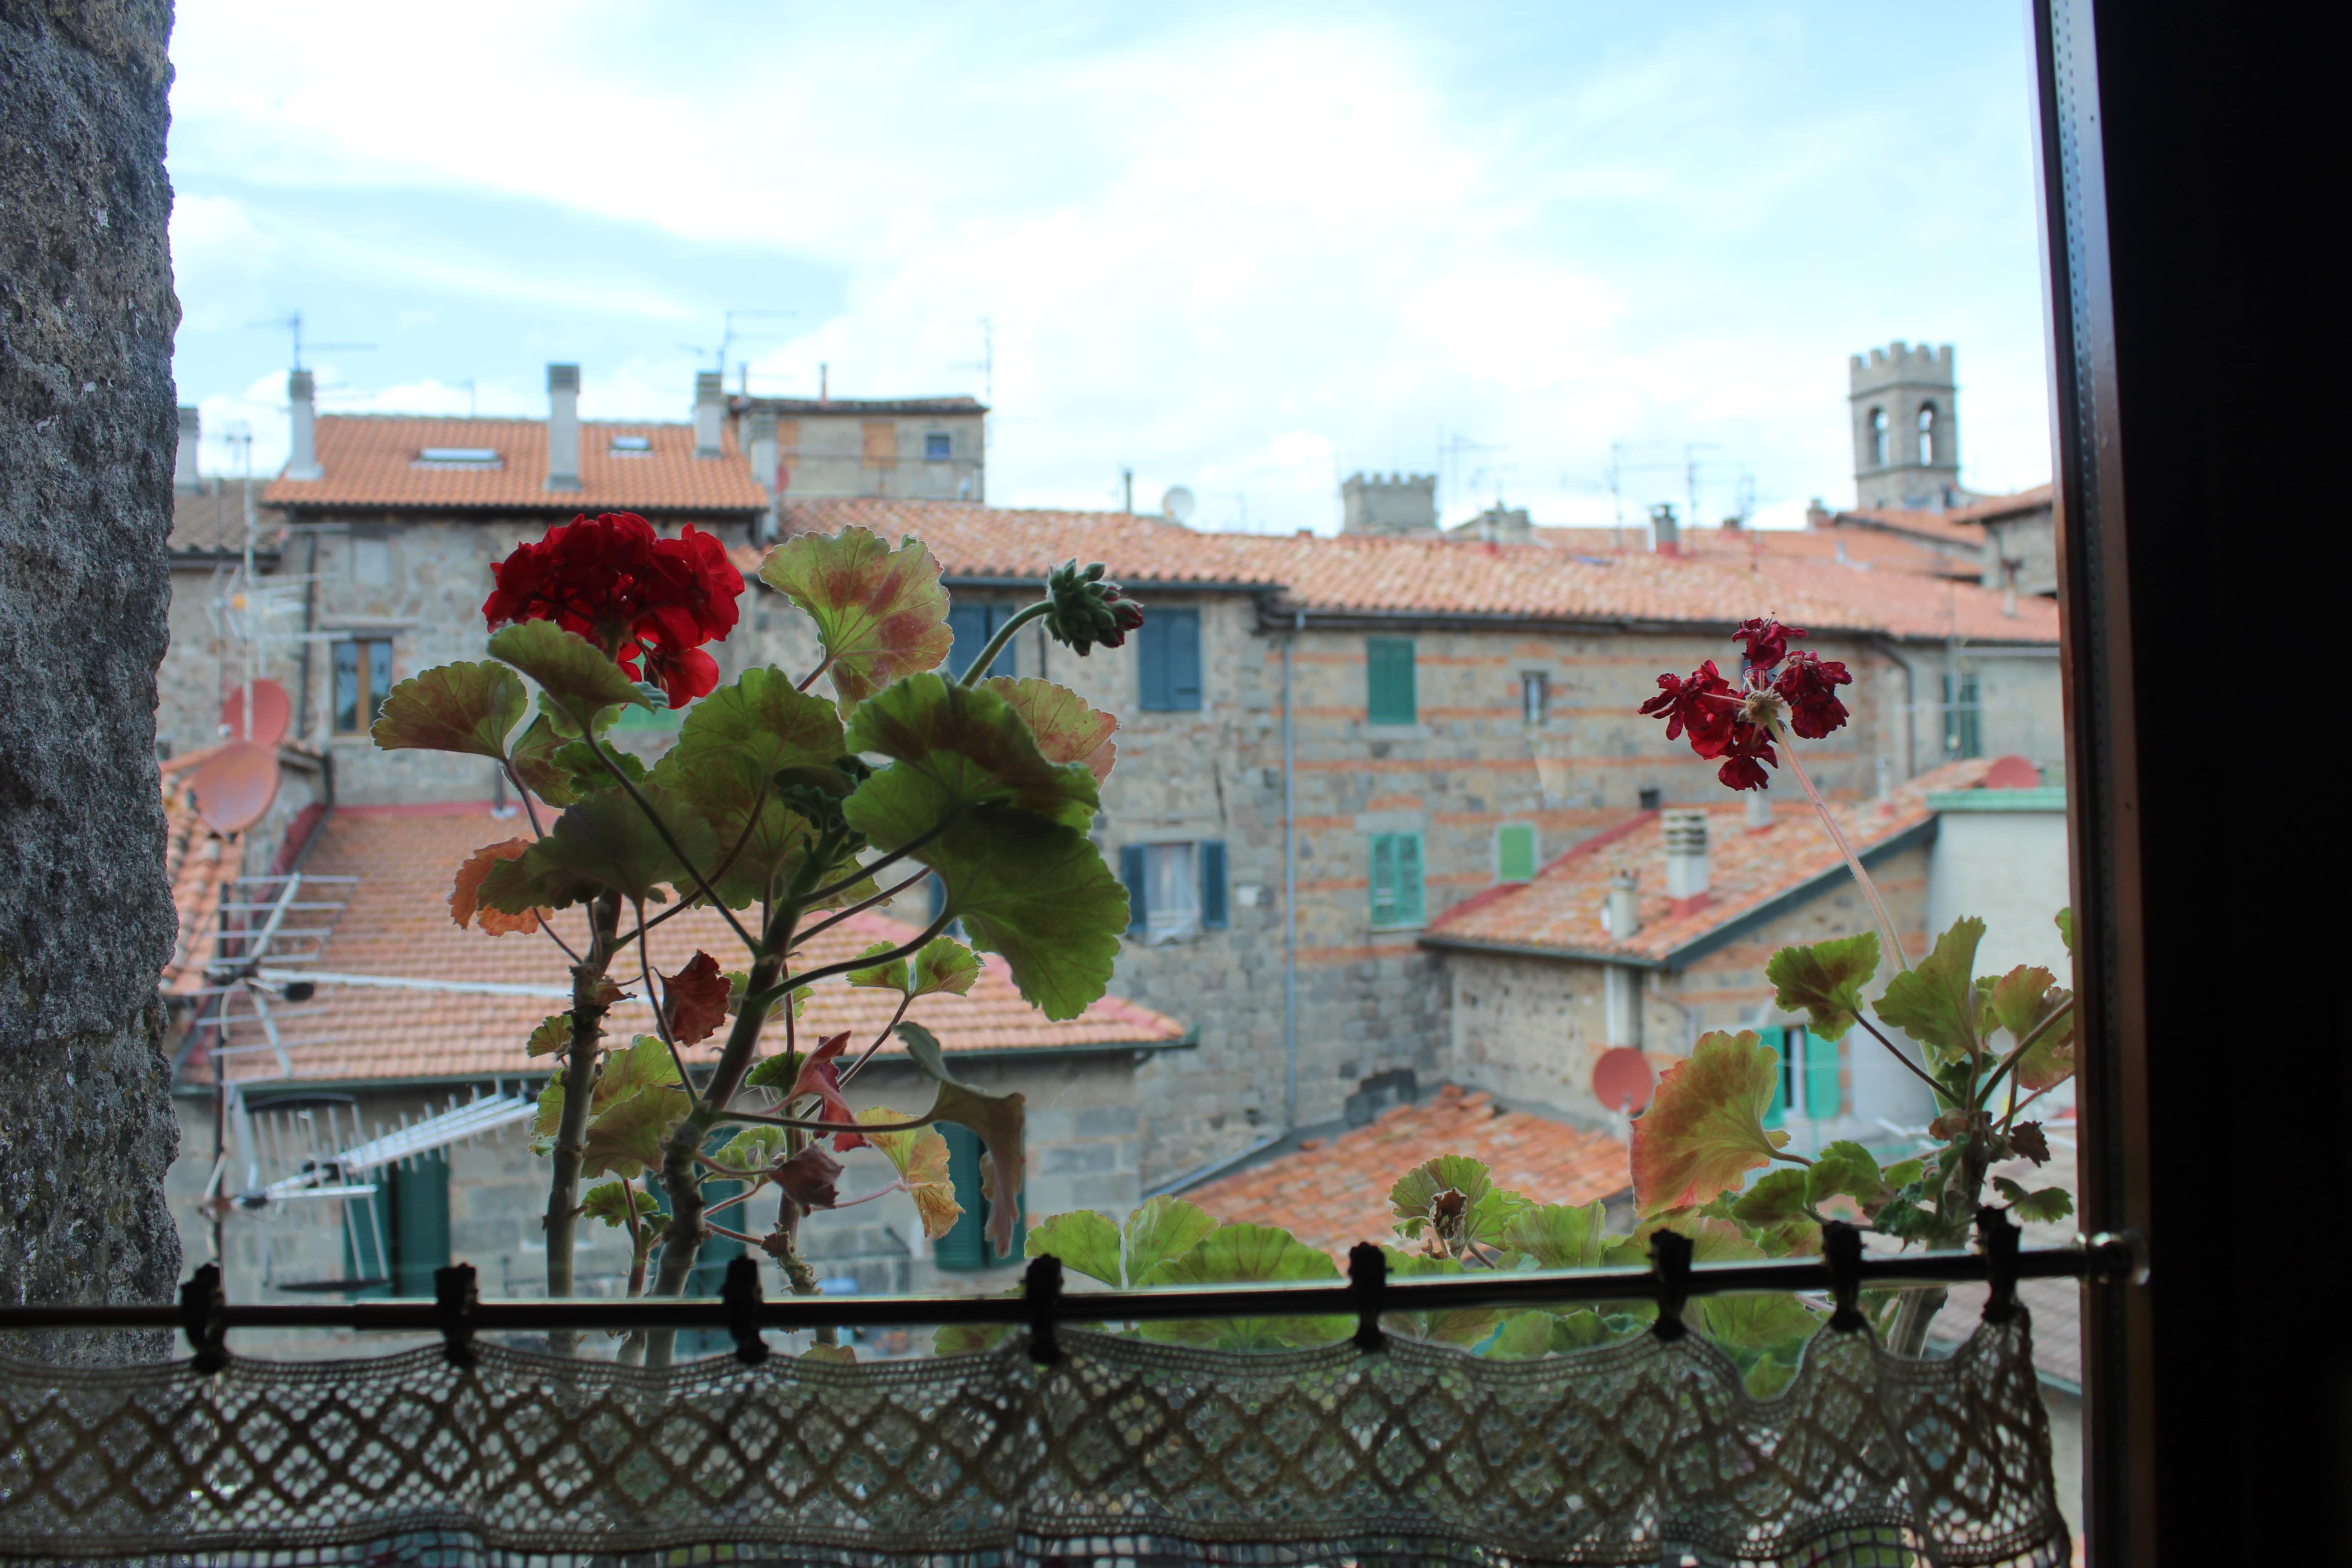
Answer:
1849 342 1962 510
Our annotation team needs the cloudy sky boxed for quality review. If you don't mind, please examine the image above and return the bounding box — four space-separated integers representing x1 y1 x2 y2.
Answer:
167 2 2052 533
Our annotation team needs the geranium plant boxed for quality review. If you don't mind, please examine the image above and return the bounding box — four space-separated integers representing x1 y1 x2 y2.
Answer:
374 511 1144 1360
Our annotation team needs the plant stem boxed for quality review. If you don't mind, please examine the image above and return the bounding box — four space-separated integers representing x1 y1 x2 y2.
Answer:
500 761 547 839
751 909 956 1006
636 903 700 1098
802 813 963 909
797 654 833 693
564 706 757 951
795 871 933 947
1854 1014 1954 1103
957 601 1049 686
1772 720 1910 972
1975 997 2076 1108
836 996 915 1092
542 890 622 1357
1886 1286 1948 1356
1999 1082 2055 1131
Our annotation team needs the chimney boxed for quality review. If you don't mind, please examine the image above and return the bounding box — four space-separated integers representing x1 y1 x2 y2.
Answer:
1602 871 1642 938
175 406 201 492
694 371 725 458
285 370 322 480
545 363 580 490
1745 783 1773 832
1662 808 1710 913
1805 498 1831 530
1649 502 1680 555
746 408 779 544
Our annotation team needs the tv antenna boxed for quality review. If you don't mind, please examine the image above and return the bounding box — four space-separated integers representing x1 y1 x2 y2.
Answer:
250 312 375 372
954 317 995 406
680 308 797 378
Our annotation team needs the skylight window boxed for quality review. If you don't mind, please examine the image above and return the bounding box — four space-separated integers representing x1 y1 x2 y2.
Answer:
608 435 653 456
414 447 501 468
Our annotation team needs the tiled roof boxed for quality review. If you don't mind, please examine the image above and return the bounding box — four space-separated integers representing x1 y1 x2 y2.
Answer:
1940 484 2054 525
1533 524 1975 581
264 417 769 515
1831 507 1988 550
1186 1086 1631 1258
757 501 2059 644
170 480 287 558
742 397 987 417
1423 759 1999 965
160 749 244 997
189 802 1184 1088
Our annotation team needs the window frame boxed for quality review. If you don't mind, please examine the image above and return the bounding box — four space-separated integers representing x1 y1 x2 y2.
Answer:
1137 605 1203 711
1367 830 1426 929
331 636 395 735
1365 637 1416 725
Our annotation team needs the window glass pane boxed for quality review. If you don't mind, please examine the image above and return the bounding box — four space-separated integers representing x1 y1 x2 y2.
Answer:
367 641 394 723
1144 842 1197 939
332 641 361 733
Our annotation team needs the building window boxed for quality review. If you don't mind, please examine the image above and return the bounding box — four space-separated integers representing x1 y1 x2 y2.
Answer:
343 1153 450 1298
1496 823 1537 883
1765 1029 1843 1124
933 1121 1025 1270
333 638 394 733
1368 831 1425 927
1138 606 1202 711
1520 670 1548 725
1120 840 1226 941
1943 671 1983 759
1366 637 1416 724
947 601 1019 681
1869 406 1888 468
1917 402 1939 464
924 431 952 461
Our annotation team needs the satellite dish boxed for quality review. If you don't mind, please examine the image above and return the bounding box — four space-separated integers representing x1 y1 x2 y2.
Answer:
1982 755 2041 789
1592 1047 1656 1115
193 741 279 834
1160 486 1196 524
220 679 292 747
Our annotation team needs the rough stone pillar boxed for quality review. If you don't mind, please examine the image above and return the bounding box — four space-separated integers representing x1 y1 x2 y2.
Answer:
0 0 183 1362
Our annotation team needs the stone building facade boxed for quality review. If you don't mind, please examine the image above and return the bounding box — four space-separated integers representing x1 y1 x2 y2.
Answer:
734 395 988 505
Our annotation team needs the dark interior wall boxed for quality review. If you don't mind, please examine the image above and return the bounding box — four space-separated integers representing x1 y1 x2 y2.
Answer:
0 0 182 1359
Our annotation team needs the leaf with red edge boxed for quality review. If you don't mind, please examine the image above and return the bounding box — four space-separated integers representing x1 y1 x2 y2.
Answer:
660 951 730 1045
843 673 1100 833
450 839 546 935
844 941 906 992
979 676 1118 782
644 668 853 908
910 936 980 998
855 1108 963 1239
775 1145 843 1208
372 661 528 759
477 781 722 910
524 1014 570 1058
757 527 953 710
1989 964 2076 1093
1630 1030 1791 1217
781 1032 868 1152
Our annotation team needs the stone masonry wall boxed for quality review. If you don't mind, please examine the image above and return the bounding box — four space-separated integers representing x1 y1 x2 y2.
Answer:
0 0 184 1362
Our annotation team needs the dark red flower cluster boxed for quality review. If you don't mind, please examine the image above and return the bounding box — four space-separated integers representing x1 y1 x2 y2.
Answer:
482 512 744 708
1639 616 1850 790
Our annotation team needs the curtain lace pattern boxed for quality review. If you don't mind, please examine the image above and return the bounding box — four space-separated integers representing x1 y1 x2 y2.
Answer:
0 1313 2065 1567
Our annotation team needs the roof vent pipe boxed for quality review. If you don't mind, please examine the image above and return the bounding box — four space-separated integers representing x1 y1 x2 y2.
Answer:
1745 781 1773 832
694 371 725 458
285 371 322 480
545 364 581 490
1662 808 1710 911
175 406 201 492
1602 871 1641 938
1649 502 1680 556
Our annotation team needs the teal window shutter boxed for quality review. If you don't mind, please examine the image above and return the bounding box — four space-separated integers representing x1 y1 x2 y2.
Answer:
1370 833 1425 926
934 1122 1024 1269
1199 840 1228 929
1119 844 1149 936
949 602 1017 681
391 1156 450 1298
1366 638 1416 724
1140 608 1201 710
1369 834 1396 925
1396 833 1425 924
1496 823 1537 882
343 1182 392 1299
1765 1030 1798 1127
1803 1030 1843 1119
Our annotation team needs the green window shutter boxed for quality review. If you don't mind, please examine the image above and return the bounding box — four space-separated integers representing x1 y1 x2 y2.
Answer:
933 1122 1024 1269
1765 1030 1797 1127
1119 844 1149 937
689 1178 745 1296
1496 823 1537 882
1958 673 1982 759
1396 833 1425 925
1366 638 1416 724
1140 608 1201 711
949 602 1017 682
1802 1031 1843 1120
1199 840 1228 929
391 1156 450 1298
1369 834 1396 925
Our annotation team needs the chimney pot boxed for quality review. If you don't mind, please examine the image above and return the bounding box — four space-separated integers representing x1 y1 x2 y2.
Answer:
175 406 201 492
1649 502 1681 555
1661 808 1710 910
1602 870 1642 938
285 371 322 480
1745 785 1773 832
545 363 581 491
694 371 725 458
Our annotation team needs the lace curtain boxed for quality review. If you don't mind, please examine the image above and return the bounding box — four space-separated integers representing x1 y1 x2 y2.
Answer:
0 1313 2066 1568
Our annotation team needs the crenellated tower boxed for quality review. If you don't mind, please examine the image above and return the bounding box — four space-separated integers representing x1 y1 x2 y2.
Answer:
1849 341 1963 510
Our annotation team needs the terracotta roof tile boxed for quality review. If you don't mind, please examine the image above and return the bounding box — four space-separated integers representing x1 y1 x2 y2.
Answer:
1533 524 1976 581
170 480 287 557
1833 507 1988 549
159 750 244 996
264 417 769 514
1939 484 2054 525
191 802 1183 1087
755 500 2057 644
1425 759 1999 963
1186 1086 1631 1258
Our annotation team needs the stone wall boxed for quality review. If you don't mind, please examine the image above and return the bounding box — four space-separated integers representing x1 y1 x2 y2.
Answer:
0 0 183 1361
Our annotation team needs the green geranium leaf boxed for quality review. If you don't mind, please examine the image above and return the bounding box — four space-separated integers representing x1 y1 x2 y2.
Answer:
1501 1201 1610 1269
1878 916 1988 1066
758 527 954 710
932 1322 1015 1356
2056 907 2073 954
1389 1155 1495 1238
911 936 982 998
1764 932 1879 1044
1024 1210 1124 1289
647 668 853 908
845 941 907 992
854 1108 963 1240
1989 965 2078 1093
1122 1196 1219 1287
1732 1168 1814 1226
1882 1157 1926 1189
582 1181 662 1230
1630 1030 1792 1217
529 1078 565 1157
506 714 585 807
1806 1140 1888 1211
524 1014 571 1058
488 620 653 726
597 1035 683 1106
580 1085 689 1180
1700 1289 1823 1351
553 740 645 791
480 781 722 910
1551 1309 1648 1351
713 1125 789 1173
1485 1310 1560 1361
978 676 1118 782
1136 1224 1349 1351
843 673 1100 833
1994 1176 2075 1225
370 660 527 759
1378 1249 1505 1347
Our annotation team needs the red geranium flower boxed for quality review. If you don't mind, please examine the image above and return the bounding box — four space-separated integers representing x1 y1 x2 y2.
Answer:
1731 616 1805 670
483 513 744 708
1774 651 1852 740
1715 723 1779 791
1638 660 1738 755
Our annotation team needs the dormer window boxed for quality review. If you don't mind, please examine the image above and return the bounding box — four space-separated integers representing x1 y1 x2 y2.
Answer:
415 446 501 469
608 435 653 456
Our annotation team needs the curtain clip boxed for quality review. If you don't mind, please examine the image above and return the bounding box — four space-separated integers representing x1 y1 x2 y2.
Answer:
178 1263 229 1374
433 1263 478 1368
721 1255 769 1366
1024 1254 1063 1366
1347 1241 1388 1352
1649 1230 1693 1341
1975 1206 2021 1323
1822 1220 1867 1332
